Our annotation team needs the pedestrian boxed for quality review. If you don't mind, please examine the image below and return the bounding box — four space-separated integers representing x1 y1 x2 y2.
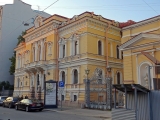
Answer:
25 95 28 99
20 95 23 100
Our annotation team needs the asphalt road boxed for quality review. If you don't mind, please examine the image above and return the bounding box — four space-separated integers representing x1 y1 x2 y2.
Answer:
0 106 104 120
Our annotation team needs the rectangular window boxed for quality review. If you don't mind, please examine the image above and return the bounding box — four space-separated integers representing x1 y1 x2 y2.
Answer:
74 95 77 101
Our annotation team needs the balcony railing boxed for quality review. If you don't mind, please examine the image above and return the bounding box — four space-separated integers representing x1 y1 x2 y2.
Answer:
59 53 122 64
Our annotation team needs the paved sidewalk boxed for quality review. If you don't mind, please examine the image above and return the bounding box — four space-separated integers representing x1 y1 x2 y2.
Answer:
44 106 111 120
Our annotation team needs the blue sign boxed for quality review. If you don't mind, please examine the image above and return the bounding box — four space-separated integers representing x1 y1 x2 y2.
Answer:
59 81 64 87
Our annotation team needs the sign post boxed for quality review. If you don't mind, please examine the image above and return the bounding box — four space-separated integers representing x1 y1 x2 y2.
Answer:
59 81 64 111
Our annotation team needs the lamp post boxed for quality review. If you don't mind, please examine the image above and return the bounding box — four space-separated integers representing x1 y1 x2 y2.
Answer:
107 66 111 77
106 66 112 110
85 68 90 80
84 68 90 108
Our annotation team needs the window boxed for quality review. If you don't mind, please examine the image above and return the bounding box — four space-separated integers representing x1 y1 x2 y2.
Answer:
121 51 123 59
75 41 78 55
98 41 102 55
73 70 78 84
62 71 65 84
117 45 119 59
63 45 65 58
117 72 120 84
74 95 77 101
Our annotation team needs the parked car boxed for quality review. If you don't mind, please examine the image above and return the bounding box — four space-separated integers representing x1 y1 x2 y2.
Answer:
0 96 8 106
3 97 19 108
15 99 44 112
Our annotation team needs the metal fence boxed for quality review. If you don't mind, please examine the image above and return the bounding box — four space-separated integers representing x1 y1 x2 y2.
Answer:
127 93 149 120
150 90 160 120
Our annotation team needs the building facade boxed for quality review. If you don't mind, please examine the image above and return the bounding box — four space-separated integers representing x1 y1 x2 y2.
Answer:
13 12 123 106
120 16 160 90
0 0 50 84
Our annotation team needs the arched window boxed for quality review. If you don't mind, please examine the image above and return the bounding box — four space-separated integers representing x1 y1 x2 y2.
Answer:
62 71 65 84
38 45 41 61
73 70 78 84
117 45 119 59
75 41 78 55
74 95 77 101
98 41 102 55
63 45 65 58
117 72 120 84
37 74 40 90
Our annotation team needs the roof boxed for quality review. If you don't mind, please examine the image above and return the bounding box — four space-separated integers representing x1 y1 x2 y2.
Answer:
122 15 160 30
112 84 150 93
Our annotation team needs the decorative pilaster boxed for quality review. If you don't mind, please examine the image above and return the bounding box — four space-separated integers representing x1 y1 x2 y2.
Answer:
35 42 38 61
40 40 43 60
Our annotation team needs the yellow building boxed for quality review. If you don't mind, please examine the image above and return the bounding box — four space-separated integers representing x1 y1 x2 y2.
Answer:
14 12 123 107
120 16 160 90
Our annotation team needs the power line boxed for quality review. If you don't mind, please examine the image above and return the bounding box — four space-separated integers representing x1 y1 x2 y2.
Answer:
142 0 159 15
1 0 60 40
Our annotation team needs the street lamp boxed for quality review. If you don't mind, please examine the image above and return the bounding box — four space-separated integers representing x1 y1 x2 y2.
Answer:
85 68 90 80
107 66 111 72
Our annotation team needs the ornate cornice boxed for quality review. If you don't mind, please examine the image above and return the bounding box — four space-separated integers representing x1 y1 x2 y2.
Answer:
119 33 160 50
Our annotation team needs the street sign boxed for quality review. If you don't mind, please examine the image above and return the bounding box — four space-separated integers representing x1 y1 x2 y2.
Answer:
59 81 64 88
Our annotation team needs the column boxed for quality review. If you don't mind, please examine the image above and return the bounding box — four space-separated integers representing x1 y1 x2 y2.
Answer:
84 79 90 108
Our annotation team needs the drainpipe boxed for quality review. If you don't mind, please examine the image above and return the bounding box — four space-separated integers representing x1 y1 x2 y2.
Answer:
106 23 111 76
55 28 59 82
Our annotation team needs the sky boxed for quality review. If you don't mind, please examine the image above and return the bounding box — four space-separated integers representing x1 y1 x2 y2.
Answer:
0 0 160 22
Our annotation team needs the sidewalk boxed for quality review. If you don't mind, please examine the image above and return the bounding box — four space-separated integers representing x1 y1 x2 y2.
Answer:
44 106 111 120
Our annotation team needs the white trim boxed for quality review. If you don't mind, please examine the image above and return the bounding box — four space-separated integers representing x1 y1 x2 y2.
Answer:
138 61 154 89
71 66 80 84
119 33 160 50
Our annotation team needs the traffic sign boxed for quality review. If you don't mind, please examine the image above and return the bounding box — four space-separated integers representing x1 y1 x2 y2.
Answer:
59 81 64 87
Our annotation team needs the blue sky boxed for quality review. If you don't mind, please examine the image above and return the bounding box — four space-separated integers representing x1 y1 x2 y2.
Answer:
1 0 160 22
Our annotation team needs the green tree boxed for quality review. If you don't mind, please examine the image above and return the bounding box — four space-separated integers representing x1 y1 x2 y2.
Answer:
0 81 11 90
17 31 26 45
9 31 26 75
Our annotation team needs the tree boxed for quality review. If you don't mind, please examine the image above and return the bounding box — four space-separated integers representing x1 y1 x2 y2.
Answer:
9 31 26 75
0 81 13 90
17 31 26 45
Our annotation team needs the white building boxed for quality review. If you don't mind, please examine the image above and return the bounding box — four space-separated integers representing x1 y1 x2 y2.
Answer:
0 0 50 84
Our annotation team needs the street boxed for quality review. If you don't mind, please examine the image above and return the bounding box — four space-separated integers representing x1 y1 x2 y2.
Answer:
0 107 111 120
